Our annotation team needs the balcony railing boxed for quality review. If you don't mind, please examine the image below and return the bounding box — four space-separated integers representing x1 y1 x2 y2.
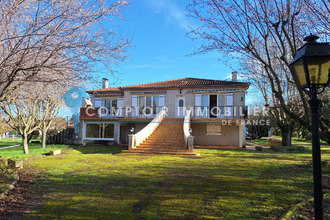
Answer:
80 107 161 119
191 106 248 119
80 105 248 119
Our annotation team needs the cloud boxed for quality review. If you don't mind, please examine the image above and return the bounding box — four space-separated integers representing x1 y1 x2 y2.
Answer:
144 0 196 31
124 64 151 69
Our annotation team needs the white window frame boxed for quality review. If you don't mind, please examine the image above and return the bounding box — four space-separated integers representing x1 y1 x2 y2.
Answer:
84 122 115 140
138 95 160 117
206 123 222 135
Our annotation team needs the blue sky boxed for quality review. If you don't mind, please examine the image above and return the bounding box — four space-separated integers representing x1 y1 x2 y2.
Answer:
105 0 237 86
61 0 259 117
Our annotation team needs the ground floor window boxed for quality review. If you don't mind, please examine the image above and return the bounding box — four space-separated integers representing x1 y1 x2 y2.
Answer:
206 123 222 135
86 123 114 139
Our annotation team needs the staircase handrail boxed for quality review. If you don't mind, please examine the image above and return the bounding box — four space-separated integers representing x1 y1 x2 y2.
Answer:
184 109 191 146
134 107 166 147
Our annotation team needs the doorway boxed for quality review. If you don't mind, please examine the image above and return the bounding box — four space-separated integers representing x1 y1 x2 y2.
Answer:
209 95 217 118
176 96 185 118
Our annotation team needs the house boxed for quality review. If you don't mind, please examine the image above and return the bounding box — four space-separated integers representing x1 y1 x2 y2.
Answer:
79 73 250 155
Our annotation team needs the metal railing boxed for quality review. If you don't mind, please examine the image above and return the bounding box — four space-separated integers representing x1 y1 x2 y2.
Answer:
80 107 163 119
191 105 248 119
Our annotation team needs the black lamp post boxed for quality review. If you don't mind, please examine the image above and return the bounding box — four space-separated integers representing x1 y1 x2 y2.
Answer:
290 34 330 220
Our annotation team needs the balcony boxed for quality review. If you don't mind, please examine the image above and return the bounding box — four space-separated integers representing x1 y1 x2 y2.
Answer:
190 106 248 119
80 105 248 120
80 107 159 119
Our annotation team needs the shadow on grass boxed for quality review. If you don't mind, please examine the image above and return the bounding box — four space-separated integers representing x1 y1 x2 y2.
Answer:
71 145 127 155
27 155 314 220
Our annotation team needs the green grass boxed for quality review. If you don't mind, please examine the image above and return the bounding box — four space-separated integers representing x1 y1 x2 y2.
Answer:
0 138 22 148
250 138 269 145
0 144 69 161
8 144 325 219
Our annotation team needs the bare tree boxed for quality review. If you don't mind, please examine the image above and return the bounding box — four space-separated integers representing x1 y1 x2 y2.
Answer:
241 56 298 146
1 82 64 153
1 93 41 154
0 0 131 101
0 115 11 135
37 85 63 149
187 0 330 144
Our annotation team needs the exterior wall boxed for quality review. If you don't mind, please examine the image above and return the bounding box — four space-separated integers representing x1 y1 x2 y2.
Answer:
89 88 247 119
82 84 248 147
123 91 132 109
133 123 149 133
165 89 184 117
191 123 239 146
233 91 245 107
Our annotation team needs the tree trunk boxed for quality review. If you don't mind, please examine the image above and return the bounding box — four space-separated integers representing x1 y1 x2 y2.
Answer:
27 133 33 143
281 128 292 147
22 134 29 154
41 129 47 149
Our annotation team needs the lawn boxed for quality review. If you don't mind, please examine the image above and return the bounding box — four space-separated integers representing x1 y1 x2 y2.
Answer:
0 144 69 161
0 138 22 149
0 143 69 195
3 143 323 219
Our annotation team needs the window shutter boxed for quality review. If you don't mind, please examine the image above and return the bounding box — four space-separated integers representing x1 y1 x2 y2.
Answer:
132 95 138 117
117 98 124 117
226 93 233 105
94 98 102 108
226 93 234 117
218 95 225 118
195 94 202 118
158 95 165 107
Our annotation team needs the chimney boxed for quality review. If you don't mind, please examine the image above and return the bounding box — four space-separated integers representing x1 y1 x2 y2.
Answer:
232 72 238 82
102 78 108 89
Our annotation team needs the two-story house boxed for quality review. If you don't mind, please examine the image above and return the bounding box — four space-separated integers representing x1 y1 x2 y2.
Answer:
79 73 250 155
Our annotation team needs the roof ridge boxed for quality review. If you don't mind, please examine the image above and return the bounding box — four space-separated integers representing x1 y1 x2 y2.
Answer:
121 77 190 88
87 77 250 93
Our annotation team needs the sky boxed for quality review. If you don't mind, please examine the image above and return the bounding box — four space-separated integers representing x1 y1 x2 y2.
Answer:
61 0 259 117
103 0 238 86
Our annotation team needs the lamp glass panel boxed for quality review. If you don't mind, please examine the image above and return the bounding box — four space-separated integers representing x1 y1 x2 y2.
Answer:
306 57 330 85
293 59 307 86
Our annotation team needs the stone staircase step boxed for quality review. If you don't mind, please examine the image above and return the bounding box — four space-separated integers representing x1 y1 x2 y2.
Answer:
139 145 185 148
123 118 198 156
122 149 199 156
137 146 187 150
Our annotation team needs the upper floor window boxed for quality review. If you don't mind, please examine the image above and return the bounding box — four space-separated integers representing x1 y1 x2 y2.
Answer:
138 96 159 115
94 98 102 108
104 99 117 115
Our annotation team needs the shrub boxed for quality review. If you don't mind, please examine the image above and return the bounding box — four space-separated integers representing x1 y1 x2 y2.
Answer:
268 137 282 147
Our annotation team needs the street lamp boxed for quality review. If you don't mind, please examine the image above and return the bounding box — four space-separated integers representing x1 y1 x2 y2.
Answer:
290 34 330 220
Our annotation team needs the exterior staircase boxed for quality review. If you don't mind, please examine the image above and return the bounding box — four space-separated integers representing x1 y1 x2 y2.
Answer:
123 118 199 155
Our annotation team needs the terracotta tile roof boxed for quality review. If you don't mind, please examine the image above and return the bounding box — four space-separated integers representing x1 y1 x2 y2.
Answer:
88 87 123 93
87 77 250 93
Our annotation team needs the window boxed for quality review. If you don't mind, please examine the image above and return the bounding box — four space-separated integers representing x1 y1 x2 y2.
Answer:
138 96 159 115
103 99 117 116
100 123 114 138
86 124 100 138
153 96 159 114
85 123 114 139
178 99 184 107
139 96 145 114
206 123 222 135
146 96 152 114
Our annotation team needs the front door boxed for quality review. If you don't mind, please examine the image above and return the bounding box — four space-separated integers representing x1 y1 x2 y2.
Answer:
176 96 185 118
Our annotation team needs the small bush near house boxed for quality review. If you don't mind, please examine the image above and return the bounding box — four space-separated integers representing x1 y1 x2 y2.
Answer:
268 137 282 147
